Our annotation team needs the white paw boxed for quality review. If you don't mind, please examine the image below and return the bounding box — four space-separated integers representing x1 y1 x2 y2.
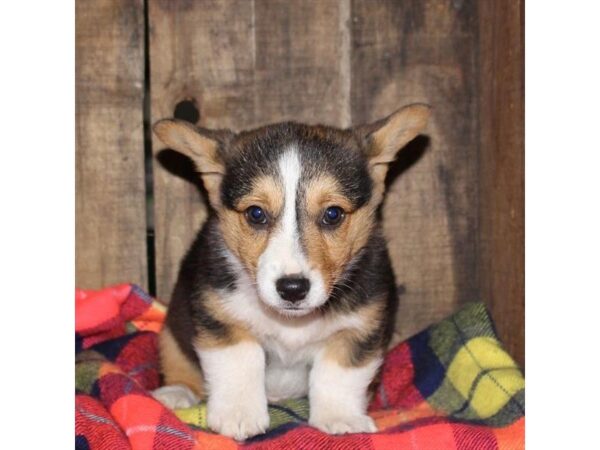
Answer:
207 398 270 441
309 413 377 435
151 384 200 410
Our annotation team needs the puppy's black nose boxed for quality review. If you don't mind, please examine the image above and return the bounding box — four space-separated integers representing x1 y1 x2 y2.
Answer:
276 276 310 302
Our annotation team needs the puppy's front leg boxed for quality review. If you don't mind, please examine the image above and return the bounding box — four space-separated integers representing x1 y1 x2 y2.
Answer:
197 339 269 440
309 345 382 434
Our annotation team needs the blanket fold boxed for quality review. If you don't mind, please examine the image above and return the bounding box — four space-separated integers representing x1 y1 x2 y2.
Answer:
76 284 524 449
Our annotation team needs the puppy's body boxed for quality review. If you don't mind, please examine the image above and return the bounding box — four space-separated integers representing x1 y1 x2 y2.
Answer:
152 108 430 440
164 215 397 395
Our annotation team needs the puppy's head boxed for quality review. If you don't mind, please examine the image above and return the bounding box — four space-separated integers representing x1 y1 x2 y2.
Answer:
154 104 430 316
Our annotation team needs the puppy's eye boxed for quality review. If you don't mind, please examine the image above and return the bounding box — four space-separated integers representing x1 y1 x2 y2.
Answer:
321 206 345 227
246 205 268 226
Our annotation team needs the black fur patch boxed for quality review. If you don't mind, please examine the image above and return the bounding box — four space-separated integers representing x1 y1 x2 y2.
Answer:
324 228 396 313
166 216 238 362
323 227 398 365
220 122 372 210
349 280 398 366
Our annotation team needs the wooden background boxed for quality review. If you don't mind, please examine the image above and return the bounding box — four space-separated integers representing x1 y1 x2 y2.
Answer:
76 0 524 368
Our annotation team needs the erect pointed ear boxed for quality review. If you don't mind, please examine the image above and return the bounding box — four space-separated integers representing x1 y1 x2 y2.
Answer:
356 103 431 183
153 119 233 207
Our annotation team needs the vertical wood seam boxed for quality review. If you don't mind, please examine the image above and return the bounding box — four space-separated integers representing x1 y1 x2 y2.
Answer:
143 0 156 296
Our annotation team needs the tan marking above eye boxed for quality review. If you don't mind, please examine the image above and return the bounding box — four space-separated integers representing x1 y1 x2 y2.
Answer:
218 175 283 276
305 175 353 218
235 176 284 218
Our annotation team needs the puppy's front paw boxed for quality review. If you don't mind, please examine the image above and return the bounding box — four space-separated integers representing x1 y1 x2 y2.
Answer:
207 398 269 440
309 412 377 435
151 384 200 409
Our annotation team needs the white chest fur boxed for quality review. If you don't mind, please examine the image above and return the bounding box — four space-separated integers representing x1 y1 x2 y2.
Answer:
218 276 364 366
216 268 368 401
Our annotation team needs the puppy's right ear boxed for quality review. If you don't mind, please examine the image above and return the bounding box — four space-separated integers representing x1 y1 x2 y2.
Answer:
153 119 233 207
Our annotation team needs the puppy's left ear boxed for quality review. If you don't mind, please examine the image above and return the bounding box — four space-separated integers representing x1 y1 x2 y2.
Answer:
153 119 234 207
355 103 431 184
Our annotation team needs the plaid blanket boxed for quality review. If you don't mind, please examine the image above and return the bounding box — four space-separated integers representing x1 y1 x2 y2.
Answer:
76 284 525 449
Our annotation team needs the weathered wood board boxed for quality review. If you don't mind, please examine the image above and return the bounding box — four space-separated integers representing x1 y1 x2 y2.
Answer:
351 0 481 343
76 0 148 290
149 0 255 302
478 0 525 368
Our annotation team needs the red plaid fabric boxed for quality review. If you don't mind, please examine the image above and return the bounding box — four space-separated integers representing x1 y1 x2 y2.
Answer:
75 284 524 449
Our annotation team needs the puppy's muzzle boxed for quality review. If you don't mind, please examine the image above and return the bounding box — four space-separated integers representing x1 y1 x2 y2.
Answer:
275 275 310 302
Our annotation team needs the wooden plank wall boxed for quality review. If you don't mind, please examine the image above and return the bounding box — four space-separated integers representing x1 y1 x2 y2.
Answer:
76 0 524 367
478 0 525 368
76 0 148 289
350 0 480 343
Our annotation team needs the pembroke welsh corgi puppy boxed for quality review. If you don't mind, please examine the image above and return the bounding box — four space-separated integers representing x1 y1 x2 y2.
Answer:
151 104 430 440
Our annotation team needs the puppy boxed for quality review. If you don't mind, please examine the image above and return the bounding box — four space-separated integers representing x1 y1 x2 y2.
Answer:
151 104 430 440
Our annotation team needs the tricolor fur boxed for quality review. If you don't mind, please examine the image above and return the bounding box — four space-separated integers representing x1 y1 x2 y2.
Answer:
151 104 431 440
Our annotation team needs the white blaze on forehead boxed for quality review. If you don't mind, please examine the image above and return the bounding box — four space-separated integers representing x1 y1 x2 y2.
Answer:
256 147 327 311
276 148 303 273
